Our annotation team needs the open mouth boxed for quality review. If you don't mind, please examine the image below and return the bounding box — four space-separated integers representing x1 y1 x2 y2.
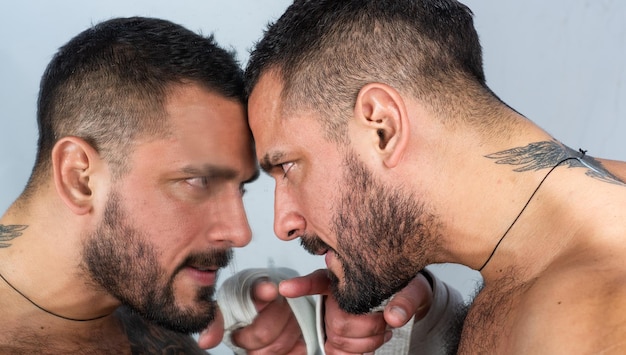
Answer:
316 248 329 256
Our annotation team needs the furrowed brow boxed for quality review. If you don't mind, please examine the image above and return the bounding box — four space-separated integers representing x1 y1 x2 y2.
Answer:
260 151 286 174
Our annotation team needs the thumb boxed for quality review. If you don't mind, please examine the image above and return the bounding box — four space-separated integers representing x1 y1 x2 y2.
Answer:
197 306 225 349
384 271 433 328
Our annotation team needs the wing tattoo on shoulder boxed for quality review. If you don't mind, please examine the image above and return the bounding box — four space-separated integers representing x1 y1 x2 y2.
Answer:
0 225 28 248
485 140 624 185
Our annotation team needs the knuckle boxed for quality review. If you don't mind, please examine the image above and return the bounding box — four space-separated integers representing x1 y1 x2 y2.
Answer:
249 336 307 355
249 326 275 346
325 336 383 354
325 334 349 351
326 315 351 335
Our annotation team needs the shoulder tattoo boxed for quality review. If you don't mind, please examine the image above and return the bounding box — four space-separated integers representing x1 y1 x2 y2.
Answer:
485 140 624 185
0 224 28 248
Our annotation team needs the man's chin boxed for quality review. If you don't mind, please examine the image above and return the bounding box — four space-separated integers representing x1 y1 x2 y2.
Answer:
328 269 397 315
130 292 217 334
327 272 371 315
148 304 216 334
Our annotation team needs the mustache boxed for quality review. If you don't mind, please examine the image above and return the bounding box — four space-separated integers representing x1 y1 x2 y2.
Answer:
300 234 332 255
179 249 233 271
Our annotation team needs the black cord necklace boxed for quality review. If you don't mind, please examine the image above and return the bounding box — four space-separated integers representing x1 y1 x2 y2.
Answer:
0 271 111 322
478 149 589 272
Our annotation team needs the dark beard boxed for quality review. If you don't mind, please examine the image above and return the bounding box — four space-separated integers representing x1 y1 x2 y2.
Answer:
82 192 232 333
327 151 441 314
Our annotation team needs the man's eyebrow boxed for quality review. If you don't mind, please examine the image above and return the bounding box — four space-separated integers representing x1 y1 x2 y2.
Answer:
260 151 285 173
181 165 243 181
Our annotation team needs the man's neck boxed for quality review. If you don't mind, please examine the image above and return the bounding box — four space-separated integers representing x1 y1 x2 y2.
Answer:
478 161 626 285
0 206 120 326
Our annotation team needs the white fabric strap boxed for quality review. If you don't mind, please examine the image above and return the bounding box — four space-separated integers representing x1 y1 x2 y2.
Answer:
406 268 464 355
217 267 320 354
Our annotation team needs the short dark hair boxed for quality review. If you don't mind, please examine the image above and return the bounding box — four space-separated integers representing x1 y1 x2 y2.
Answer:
28 16 244 190
246 0 496 142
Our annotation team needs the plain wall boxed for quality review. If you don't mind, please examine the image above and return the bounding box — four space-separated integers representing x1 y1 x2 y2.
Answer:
1 1 624 353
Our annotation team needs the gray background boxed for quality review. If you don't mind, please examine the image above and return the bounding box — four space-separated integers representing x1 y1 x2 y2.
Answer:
1 1 624 353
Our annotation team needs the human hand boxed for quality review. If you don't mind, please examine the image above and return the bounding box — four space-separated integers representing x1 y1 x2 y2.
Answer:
197 279 307 354
279 269 433 354
196 307 225 349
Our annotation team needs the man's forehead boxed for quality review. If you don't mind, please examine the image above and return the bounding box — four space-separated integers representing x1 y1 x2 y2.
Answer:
248 71 330 166
248 73 285 142
249 70 322 126
252 69 284 94
138 84 257 176
249 72 285 112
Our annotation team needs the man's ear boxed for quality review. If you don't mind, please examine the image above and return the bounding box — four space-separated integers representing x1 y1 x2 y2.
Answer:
353 83 410 168
51 137 101 215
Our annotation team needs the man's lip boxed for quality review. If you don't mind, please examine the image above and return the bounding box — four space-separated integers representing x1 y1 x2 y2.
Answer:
187 265 220 272
325 250 336 268
183 266 220 286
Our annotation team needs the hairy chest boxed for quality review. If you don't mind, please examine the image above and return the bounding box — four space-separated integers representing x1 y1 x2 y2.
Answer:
457 281 529 354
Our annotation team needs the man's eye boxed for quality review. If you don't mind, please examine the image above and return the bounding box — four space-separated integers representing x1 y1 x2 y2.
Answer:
186 177 209 189
281 162 294 178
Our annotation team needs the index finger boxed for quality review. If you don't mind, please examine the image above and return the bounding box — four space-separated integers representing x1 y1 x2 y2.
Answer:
278 268 331 298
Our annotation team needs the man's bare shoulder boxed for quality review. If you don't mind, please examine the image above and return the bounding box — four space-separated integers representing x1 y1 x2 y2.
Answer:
514 259 626 353
117 307 207 354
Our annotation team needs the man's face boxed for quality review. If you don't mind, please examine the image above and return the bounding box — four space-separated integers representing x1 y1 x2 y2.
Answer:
83 85 257 333
248 73 440 313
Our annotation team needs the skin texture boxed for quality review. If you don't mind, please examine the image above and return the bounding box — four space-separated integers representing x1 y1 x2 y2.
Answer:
248 67 626 353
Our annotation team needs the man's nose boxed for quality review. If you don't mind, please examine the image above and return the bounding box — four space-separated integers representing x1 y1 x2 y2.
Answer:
273 184 305 241
207 193 252 248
